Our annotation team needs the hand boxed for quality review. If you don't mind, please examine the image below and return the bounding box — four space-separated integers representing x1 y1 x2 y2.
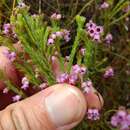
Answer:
0 45 103 130
0 84 86 130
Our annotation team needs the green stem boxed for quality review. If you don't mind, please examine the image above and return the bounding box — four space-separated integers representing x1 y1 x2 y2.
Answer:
68 0 94 26
11 0 16 16
67 28 81 72
109 10 130 26
39 0 42 14
56 0 61 12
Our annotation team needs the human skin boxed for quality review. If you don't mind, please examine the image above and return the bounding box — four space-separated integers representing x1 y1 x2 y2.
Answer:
0 46 104 130
0 84 86 130
0 46 21 91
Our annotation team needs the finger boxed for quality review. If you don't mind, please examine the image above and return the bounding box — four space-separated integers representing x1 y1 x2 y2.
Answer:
51 56 63 77
85 91 104 110
0 46 20 90
0 83 86 130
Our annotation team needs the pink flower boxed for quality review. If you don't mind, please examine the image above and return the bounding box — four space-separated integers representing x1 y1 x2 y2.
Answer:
39 83 48 89
47 38 54 45
123 5 130 13
80 48 86 56
51 33 57 39
21 83 29 90
86 20 103 42
51 13 62 20
62 29 71 42
111 109 130 130
80 66 87 75
64 35 71 42
55 31 63 38
105 33 113 44
88 29 95 37
3 88 9 94
111 115 119 127
12 95 21 102
51 13 57 19
86 20 96 30
93 34 101 42
87 109 100 120
56 73 69 83
100 2 109 9
3 50 16 62
71 64 87 76
65 56 70 62
126 114 130 125
104 67 114 78
71 64 81 74
10 52 16 61
21 77 29 90
81 80 93 93
56 14 62 20
3 23 11 35
68 74 78 85
96 26 104 34
17 2 26 8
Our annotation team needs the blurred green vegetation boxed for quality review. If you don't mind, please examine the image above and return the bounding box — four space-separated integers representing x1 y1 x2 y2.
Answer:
0 0 130 130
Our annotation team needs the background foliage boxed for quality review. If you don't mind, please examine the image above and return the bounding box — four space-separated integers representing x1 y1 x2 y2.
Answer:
0 0 130 130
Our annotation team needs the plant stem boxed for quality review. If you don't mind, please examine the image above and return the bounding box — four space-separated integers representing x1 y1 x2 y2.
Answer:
68 0 94 26
12 0 16 16
67 28 81 72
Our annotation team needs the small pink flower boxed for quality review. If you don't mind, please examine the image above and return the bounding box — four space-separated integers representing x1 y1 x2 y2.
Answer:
21 83 29 90
111 115 119 127
65 56 70 62
12 95 21 102
126 114 130 125
9 52 16 62
100 2 109 9
22 77 28 84
117 110 127 120
51 13 62 20
3 88 9 94
68 74 78 85
56 14 62 20
105 33 113 44
86 20 96 30
88 29 95 37
123 5 130 13
55 31 63 38
3 50 16 62
93 34 101 42
51 13 57 19
71 64 81 74
96 26 104 34
18 2 26 8
47 38 54 45
21 77 29 90
86 20 103 42
3 23 11 35
80 66 87 75
80 48 86 56
111 108 130 130
87 109 100 120
56 73 69 83
39 83 48 89
51 33 57 39
81 80 93 93
82 80 93 88
104 67 114 78
62 29 71 42
3 49 10 56
64 35 71 42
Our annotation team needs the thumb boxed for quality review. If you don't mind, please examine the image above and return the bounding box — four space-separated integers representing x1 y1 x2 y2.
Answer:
0 84 86 130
